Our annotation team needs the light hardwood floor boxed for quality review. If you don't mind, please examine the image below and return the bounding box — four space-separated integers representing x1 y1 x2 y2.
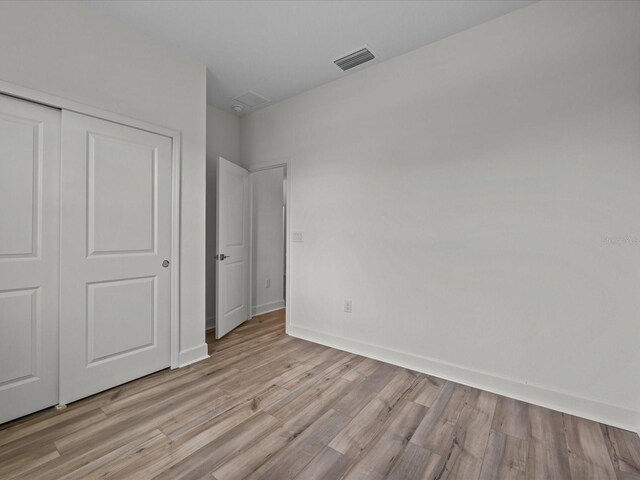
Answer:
1 309 639 479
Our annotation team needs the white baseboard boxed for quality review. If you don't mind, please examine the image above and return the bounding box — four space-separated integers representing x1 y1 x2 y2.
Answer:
178 343 209 368
206 316 216 329
252 300 285 317
287 324 640 433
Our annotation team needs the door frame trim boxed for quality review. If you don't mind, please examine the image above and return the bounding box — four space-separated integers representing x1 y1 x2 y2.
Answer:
0 79 182 370
248 160 291 331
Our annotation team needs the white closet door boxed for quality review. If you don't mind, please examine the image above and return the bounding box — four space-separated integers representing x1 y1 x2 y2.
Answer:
60 111 172 404
0 94 60 424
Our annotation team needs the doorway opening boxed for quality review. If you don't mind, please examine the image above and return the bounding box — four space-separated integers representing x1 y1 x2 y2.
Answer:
251 165 287 318
206 159 287 348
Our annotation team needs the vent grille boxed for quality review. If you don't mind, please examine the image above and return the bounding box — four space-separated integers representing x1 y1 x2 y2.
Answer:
233 91 269 109
334 48 375 71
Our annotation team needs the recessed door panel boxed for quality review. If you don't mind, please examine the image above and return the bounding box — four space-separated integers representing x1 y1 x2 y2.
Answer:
60 111 172 404
0 94 60 424
88 277 156 364
89 134 156 255
225 262 244 314
0 288 37 386
0 115 40 257
226 178 245 246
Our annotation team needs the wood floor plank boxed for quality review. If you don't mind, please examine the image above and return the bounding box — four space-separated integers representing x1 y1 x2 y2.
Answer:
292 446 353 480
565 414 618 480
528 403 568 446
341 356 380 382
526 437 572 480
245 409 350 480
168 396 268 444
265 353 359 413
602 424 640 478
282 350 358 388
329 368 422 456
478 430 528 480
410 381 470 455
278 378 354 434
329 397 400 455
0 441 59 480
0 408 107 461
0 308 637 480
386 442 440 480
153 411 280 480
54 382 231 457
12 429 165 480
342 400 428 480
368 366 420 407
100 363 234 412
218 343 309 388
89 432 188 479
53 430 167 480
492 396 530 440
0 401 107 448
430 388 498 480
212 424 295 480
157 390 234 438
330 362 398 417
526 404 571 479
409 375 446 408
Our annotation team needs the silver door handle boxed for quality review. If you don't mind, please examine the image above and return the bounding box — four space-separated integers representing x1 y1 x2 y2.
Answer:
216 254 230 261
162 260 170 267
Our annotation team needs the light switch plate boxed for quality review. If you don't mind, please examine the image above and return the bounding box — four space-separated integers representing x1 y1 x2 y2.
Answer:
292 231 304 242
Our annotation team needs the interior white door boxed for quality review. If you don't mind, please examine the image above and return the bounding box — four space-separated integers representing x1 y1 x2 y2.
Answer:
60 111 172 404
0 94 60 423
216 157 250 338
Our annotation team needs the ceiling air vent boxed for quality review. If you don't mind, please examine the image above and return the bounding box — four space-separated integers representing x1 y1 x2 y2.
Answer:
233 91 269 109
334 47 375 71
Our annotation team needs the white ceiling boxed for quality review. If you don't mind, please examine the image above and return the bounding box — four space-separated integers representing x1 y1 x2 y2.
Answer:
89 0 536 116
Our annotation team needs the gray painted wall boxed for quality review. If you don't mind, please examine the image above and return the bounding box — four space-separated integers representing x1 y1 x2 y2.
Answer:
240 1 640 431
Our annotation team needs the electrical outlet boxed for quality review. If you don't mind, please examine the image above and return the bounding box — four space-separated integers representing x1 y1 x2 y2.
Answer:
265 279 270 288
344 300 352 313
292 231 304 242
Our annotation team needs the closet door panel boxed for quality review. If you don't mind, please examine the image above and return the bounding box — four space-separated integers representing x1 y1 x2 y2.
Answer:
0 94 60 424
60 111 172 404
